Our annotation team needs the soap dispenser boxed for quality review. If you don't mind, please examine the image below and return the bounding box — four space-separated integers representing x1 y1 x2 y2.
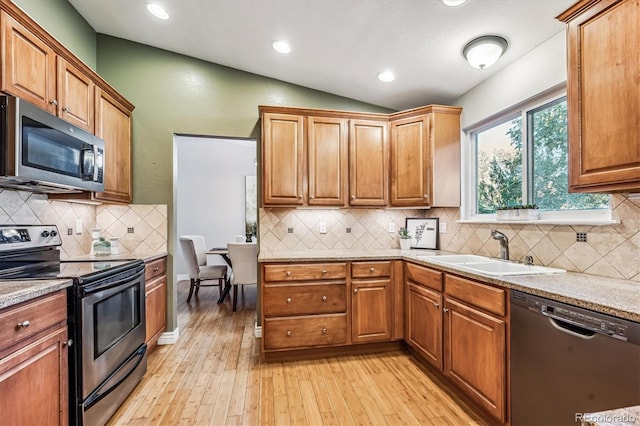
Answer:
89 228 101 256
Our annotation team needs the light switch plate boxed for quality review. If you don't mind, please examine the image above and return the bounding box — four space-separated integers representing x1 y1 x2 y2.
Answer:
439 222 447 234
75 219 83 234
319 222 327 234
388 222 395 233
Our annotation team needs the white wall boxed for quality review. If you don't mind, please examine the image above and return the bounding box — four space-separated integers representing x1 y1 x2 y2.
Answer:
175 135 256 274
455 31 567 129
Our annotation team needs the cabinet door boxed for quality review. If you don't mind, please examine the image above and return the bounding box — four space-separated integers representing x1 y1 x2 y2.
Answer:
95 87 133 203
562 0 640 192
406 282 442 369
0 327 68 426
444 298 506 423
57 57 94 132
307 116 348 206
351 278 392 343
390 115 430 206
262 113 305 205
145 275 166 351
1 11 56 112
349 119 389 206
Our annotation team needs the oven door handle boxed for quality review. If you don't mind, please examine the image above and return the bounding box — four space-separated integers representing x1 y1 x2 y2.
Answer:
82 267 145 295
84 343 147 409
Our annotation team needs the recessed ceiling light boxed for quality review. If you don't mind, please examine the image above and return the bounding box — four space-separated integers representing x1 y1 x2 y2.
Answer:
378 71 396 83
442 0 467 6
272 40 291 54
147 3 169 20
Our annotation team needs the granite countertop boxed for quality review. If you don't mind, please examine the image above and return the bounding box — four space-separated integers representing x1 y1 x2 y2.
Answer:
0 279 73 310
258 248 640 322
61 250 168 263
581 405 640 425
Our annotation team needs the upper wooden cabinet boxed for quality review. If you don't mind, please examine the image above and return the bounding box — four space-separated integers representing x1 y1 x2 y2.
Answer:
349 119 389 206
308 116 349 206
1 11 94 133
390 106 462 207
94 87 133 204
557 0 640 192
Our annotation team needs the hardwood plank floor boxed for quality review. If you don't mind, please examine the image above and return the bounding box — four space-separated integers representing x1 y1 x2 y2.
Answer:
108 280 486 425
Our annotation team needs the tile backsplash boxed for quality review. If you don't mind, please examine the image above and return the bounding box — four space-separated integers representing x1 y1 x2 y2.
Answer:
259 194 640 281
0 189 167 257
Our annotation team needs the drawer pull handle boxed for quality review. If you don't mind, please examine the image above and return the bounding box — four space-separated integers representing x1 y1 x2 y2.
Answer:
322 270 327 275
286 297 292 303
17 320 30 329
286 271 292 277
322 296 327 302
322 328 327 334
433 302 440 308
370 267 375 272
353 288 359 294
286 330 292 336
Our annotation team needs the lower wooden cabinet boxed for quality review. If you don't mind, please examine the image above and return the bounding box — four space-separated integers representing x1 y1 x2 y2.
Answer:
145 257 167 351
351 278 392 344
406 282 442 368
264 314 348 350
0 291 68 426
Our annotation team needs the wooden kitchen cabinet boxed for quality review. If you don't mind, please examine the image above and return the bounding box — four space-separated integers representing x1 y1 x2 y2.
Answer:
349 119 389 206
0 291 68 426
94 87 133 204
405 262 444 369
307 116 348 206
351 261 393 343
443 274 507 423
557 0 640 192
1 11 94 133
145 256 167 352
389 106 462 207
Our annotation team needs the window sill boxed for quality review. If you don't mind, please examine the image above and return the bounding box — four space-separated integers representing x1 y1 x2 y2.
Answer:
457 218 620 226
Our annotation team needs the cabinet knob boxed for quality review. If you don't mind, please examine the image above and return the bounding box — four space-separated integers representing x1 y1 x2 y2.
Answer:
443 308 449 313
310 195 314 199
17 320 30 329
433 302 440 308
49 99 58 106
424 194 429 199
370 267 375 273
286 297 292 303
353 288 359 294
62 106 70 112
286 330 292 336
322 327 327 334
322 296 327 302
351 195 355 199
322 270 327 275
62 339 73 347
286 271 292 276
153 267 159 272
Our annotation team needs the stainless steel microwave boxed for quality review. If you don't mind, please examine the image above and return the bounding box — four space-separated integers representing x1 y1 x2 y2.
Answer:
0 95 105 194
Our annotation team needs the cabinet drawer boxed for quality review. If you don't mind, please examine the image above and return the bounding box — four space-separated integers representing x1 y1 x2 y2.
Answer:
263 263 347 282
264 314 347 350
145 257 166 281
264 283 346 317
351 261 392 278
406 262 443 291
445 275 506 317
0 292 67 349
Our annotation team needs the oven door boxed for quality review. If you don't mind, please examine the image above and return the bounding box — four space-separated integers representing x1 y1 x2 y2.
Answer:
80 265 146 399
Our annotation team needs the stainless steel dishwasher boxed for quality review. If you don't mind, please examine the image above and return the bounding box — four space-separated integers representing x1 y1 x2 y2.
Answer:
511 290 640 426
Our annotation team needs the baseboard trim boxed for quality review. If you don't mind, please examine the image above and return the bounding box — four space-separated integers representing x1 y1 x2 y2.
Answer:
158 328 179 345
254 323 262 338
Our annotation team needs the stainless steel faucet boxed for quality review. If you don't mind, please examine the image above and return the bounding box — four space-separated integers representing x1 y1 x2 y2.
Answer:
491 229 509 260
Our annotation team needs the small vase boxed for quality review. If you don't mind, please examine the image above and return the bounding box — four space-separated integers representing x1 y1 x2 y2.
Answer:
399 239 411 250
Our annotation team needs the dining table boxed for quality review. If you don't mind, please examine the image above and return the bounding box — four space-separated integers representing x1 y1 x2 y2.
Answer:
206 242 257 304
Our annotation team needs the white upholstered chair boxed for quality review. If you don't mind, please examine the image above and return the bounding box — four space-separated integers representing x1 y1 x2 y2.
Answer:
179 235 227 303
227 243 257 311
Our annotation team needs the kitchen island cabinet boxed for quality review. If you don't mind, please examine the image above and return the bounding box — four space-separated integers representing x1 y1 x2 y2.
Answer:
557 0 640 192
0 291 68 426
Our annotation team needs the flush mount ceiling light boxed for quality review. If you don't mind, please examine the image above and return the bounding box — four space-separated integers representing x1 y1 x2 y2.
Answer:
272 40 291 54
442 0 467 6
378 71 396 82
463 35 508 69
147 3 169 20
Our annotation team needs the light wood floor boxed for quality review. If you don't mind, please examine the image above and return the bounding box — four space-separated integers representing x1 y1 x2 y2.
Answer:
108 281 486 426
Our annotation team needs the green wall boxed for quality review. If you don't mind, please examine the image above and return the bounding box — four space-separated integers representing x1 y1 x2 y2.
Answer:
96 34 392 331
12 0 96 69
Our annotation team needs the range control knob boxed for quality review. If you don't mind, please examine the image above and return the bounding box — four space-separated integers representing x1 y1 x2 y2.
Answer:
41 230 50 238
50 230 58 237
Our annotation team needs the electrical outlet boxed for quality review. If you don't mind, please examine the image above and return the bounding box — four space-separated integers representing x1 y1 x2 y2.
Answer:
319 222 327 234
439 222 447 234
67 228 73 236
388 222 395 233
75 219 83 234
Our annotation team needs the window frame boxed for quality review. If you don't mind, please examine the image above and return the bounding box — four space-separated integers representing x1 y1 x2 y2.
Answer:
461 88 614 224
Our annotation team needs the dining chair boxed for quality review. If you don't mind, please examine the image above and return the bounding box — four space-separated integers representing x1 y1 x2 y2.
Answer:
179 235 228 303
226 243 258 311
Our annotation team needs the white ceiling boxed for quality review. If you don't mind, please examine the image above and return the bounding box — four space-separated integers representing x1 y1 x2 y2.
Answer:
68 0 574 111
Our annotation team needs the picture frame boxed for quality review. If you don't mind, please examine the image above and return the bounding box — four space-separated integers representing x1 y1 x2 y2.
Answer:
405 217 439 249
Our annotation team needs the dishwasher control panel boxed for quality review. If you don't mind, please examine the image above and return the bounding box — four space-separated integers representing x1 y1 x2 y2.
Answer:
539 303 629 340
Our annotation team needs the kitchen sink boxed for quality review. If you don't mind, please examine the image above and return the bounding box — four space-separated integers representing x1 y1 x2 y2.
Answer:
417 254 566 276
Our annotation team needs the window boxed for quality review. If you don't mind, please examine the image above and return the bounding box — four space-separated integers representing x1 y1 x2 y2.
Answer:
470 93 609 218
